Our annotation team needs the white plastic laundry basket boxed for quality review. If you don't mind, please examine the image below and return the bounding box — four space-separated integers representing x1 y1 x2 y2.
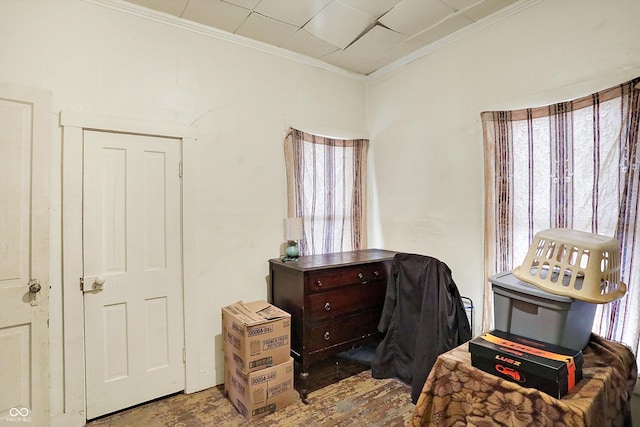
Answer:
512 228 626 304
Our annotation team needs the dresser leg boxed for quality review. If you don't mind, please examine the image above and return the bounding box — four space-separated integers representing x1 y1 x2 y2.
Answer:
299 371 309 404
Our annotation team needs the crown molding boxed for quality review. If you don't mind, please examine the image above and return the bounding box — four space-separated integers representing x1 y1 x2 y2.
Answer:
83 0 366 80
368 0 544 81
84 0 541 82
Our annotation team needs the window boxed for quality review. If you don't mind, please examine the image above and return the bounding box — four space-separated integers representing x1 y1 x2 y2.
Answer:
482 77 640 357
284 128 368 255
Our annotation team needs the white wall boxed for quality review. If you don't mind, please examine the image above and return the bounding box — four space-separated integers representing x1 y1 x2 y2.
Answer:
3 0 640 423
366 0 640 335
0 0 367 423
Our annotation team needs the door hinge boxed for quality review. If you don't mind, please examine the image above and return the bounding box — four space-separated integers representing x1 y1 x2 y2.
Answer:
80 277 84 292
183 347 186 363
179 161 183 178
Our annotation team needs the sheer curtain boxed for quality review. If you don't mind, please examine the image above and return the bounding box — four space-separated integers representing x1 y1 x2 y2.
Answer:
482 78 640 356
284 128 368 255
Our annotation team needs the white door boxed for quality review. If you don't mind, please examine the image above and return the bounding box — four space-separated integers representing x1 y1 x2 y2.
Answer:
83 130 185 419
0 84 50 426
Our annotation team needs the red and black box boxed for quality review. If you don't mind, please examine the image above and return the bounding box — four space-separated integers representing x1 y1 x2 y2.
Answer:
469 329 583 398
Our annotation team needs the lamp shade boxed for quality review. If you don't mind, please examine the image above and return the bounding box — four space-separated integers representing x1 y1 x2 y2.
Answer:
283 217 303 241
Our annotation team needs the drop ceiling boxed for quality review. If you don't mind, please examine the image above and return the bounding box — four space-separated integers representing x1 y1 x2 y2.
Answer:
117 0 526 76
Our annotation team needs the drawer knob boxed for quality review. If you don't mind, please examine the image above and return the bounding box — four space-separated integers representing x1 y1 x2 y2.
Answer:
324 302 331 311
324 331 330 341
358 271 368 284
316 280 322 287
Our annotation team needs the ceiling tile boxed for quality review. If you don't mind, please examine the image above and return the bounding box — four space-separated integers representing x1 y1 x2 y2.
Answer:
125 0 188 17
462 0 519 21
387 36 431 60
414 13 474 43
322 24 425 74
222 0 261 9
280 29 340 58
235 12 300 47
378 0 455 36
304 1 376 49
439 0 482 11
182 0 251 33
337 0 402 18
346 24 408 58
321 49 377 75
255 0 333 27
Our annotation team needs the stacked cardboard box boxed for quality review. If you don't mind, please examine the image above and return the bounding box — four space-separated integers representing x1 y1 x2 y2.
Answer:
222 300 295 420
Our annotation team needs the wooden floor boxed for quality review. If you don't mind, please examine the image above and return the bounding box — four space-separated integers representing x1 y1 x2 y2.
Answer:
84 346 640 427
86 345 414 427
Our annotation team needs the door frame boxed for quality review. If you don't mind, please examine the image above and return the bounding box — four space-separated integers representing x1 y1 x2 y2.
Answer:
59 111 199 426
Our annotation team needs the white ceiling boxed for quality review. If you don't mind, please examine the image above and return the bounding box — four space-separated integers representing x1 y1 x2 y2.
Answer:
119 0 522 76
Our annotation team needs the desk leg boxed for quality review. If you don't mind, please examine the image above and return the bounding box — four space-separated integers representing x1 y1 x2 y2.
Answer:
299 371 309 404
293 357 310 404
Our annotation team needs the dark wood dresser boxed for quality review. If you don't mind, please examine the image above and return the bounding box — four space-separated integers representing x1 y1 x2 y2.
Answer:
268 248 397 403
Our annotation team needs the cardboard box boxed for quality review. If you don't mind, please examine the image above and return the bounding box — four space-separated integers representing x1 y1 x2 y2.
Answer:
225 357 296 420
222 300 291 372
469 329 583 398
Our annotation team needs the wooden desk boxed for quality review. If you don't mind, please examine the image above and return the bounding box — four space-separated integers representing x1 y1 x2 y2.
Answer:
411 334 637 427
269 249 397 403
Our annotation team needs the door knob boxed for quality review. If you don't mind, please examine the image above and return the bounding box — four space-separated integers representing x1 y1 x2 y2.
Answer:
81 276 106 293
29 281 41 294
29 279 41 307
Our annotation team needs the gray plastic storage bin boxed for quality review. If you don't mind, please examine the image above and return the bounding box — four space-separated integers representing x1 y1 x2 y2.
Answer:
490 271 596 350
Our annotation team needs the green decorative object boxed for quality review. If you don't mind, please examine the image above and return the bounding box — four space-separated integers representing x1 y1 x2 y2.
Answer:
285 241 299 260
283 217 303 262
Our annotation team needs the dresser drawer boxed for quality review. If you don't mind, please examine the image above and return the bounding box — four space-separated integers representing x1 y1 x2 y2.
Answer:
307 282 386 321
306 262 390 293
308 310 381 353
